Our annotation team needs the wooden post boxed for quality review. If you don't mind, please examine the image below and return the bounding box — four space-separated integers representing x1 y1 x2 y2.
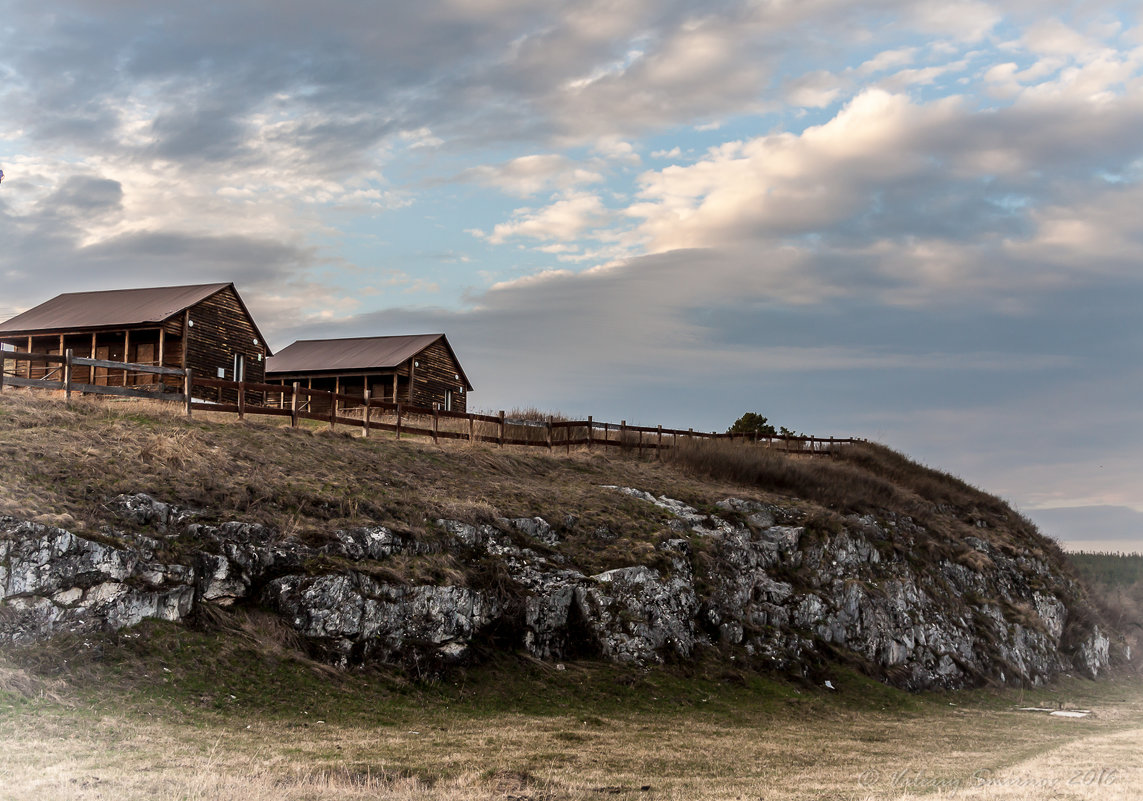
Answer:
498 410 505 448
432 404 439 445
89 332 96 385
291 381 299 428
620 420 627 455
396 403 403 439
657 425 663 459
0 351 5 393
122 329 130 387
238 378 246 420
586 415 592 451
546 416 553 452
637 428 643 459
468 412 474 444
362 389 371 438
184 369 194 416
391 373 398 404
64 349 73 403
329 390 336 429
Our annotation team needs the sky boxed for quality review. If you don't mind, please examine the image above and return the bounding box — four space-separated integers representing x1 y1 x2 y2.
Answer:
1 0 1141 552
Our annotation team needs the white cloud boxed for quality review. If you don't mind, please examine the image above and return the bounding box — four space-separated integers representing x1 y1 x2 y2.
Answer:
483 192 611 244
857 47 919 76
460 154 604 197
908 0 1001 43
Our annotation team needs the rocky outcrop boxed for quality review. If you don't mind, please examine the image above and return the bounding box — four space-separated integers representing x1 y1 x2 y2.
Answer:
0 490 1122 689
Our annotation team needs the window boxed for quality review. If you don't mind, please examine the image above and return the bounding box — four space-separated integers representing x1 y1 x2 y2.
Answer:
233 353 245 383
445 390 453 411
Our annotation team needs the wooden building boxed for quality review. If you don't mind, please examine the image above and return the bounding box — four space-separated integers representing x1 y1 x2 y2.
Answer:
266 334 472 412
0 283 270 399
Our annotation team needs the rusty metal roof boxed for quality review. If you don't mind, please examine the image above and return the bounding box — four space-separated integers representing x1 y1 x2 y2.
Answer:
267 334 472 389
0 283 232 333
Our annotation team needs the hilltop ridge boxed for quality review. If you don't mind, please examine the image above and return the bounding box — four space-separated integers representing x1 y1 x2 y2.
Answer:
0 393 1126 689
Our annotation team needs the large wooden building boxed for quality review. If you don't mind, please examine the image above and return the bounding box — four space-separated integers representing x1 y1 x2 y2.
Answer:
0 283 270 397
266 334 472 412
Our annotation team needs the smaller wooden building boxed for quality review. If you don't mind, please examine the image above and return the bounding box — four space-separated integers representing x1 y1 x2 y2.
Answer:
266 334 472 412
0 283 270 400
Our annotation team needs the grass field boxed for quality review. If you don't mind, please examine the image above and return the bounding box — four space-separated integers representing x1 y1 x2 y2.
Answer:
2 618 1142 801
2 392 1141 799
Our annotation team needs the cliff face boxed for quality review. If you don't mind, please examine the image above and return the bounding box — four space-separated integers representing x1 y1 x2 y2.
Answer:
0 489 1116 689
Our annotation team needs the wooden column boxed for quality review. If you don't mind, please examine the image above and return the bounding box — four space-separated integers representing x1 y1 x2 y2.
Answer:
64 349 73 403
586 415 593 450
362 388 371 438
25 336 31 378
546 416 553 452
396 403 402 440
468 413 474 444
391 373 398 403
432 404 439 444
498 410 505 448
657 425 663 460
184 369 193 416
291 382 300 428
123 329 130 386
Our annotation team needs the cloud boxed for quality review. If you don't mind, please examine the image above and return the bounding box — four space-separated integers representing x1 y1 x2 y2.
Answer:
482 192 612 244
459 154 604 197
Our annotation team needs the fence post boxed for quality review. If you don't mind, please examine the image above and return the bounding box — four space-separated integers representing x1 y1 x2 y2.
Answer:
498 410 505 448
64 349 73 403
238 380 246 420
432 404 439 445
586 415 593 450
396 403 402 439
362 389 371 438
657 425 662 459
291 382 299 428
184 369 194 416
468 412 474 444
329 392 336 429
637 428 643 459
546 416 553 452
620 420 626 455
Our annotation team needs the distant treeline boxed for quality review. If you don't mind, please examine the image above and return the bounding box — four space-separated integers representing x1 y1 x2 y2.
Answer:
1068 552 1143 590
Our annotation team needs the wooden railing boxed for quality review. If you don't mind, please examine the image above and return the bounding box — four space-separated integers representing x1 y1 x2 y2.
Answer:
0 349 857 455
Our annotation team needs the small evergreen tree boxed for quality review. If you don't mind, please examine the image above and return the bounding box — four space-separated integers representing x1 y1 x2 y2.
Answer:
728 412 776 437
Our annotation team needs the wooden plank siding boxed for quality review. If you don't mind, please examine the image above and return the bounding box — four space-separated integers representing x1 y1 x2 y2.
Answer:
408 338 468 412
183 287 268 403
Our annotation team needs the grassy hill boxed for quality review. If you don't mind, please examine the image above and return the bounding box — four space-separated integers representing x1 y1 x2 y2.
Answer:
2 391 1142 800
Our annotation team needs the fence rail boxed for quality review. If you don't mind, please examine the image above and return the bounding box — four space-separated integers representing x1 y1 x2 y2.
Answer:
1 348 858 455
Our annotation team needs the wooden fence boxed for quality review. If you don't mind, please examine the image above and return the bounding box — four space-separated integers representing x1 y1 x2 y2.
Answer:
1 349 857 455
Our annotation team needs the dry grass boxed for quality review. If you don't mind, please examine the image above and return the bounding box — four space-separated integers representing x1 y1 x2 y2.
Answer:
1 662 1141 801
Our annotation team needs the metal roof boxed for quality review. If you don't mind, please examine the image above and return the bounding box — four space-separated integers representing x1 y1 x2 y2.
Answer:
266 334 472 389
0 283 232 333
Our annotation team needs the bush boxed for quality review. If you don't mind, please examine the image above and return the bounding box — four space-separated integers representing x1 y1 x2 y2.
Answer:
728 412 776 437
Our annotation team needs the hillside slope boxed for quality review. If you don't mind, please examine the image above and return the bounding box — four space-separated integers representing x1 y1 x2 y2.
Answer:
0 393 1125 689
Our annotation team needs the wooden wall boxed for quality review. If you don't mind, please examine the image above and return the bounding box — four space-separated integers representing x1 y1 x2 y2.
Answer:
184 287 267 401
409 338 468 412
